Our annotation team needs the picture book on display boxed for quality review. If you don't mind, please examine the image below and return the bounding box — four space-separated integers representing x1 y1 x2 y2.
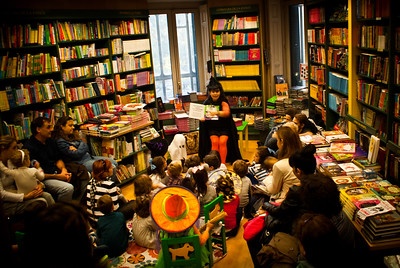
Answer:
329 142 356 154
368 180 400 207
368 135 380 164
352 157 382 172
339 186 395 220
331 175 356 189
315 152 335 167
321 130 344 137
338 162 362 176
324 133 352 143
319 162 346 177
365 210 400 229
299 134 329 147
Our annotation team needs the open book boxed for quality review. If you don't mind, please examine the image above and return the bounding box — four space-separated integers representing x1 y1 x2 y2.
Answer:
188 102 219 120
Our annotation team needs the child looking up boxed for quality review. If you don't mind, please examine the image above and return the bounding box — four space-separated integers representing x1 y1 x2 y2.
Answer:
0 149 54 206
96 194 129 258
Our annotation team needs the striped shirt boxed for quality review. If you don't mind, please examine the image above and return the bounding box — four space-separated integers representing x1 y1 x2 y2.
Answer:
86 178 119 223
248 163 270 184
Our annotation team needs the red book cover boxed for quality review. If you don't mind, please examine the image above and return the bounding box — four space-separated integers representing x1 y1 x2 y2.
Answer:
248 48 260 61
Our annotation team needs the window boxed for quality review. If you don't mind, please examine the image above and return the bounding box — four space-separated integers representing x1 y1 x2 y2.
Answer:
289 4 306 87
149 10 205 102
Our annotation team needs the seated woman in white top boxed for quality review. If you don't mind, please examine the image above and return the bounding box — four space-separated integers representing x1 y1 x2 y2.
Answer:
262 126 303 203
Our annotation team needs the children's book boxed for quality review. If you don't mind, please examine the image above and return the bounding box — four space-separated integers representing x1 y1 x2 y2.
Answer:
188 103 220 120
368 180 400 207
319 162 346 177
365 210 400 229
331 175 356 189
338 162 362 176
329 142 356 153
321 130 344 137
300 134 329 147
315 152 335 167
324 133 352 143
330 152 354 162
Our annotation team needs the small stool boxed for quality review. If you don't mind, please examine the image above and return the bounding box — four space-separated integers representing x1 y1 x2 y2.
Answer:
236 121 249 155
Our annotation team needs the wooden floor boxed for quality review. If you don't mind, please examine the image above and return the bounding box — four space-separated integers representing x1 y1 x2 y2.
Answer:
121 140 259 268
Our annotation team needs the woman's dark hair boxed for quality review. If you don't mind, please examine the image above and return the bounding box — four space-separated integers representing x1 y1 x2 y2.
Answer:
289 144 316 175
300 173 343 217
52 116 76 141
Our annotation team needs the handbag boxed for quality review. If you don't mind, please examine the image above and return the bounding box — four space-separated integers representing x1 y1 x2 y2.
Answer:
183 131 199 155
256 232 300 268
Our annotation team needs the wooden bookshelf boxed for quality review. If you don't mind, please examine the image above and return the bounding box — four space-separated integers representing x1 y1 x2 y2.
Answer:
209 4 265 137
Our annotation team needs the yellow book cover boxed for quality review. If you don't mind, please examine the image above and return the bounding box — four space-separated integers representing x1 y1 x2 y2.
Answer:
275 83 289 100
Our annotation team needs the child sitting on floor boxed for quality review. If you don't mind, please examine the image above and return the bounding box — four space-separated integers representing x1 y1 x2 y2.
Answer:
148 156 167 189
165 160 183 186
232 159 252 221
215 173 240 237
131 194 158 249
95 194 130 258
150 186 214 268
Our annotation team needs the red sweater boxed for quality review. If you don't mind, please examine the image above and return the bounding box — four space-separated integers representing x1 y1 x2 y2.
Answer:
223 194 240 230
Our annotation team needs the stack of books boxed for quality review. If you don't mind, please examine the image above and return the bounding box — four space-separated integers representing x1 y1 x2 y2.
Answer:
352 158 382 172
163 124 179 135
362 210 400 244
340 186 395 222
299 134 329 147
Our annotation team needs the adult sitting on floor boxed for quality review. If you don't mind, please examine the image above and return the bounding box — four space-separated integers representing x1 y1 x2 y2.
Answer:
23 117 89 203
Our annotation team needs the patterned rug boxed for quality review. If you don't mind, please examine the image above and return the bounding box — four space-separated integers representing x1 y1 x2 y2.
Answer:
107 221 226 267
108 240 158 268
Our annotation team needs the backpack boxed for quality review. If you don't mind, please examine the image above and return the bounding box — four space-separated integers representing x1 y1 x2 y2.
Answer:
256 232 300 268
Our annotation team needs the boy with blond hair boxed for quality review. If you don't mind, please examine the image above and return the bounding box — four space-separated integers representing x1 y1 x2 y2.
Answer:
165 160 183 186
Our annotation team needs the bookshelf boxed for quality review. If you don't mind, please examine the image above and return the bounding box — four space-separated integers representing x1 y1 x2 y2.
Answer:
306 0 349 130
346 0 400 186
0 10 158 186
209 5 265 136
